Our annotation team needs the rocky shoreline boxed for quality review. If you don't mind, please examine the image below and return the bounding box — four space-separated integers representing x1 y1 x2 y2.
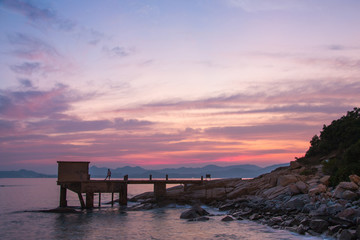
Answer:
129 161 360 240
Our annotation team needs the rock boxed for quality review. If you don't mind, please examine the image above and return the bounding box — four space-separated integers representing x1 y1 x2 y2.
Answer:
262 186 288 199
356 225 360 239
249 213 260 220
328 225 342 235
336 208 360 221
327 203 345 215
284 194 309 211
219 201 236 211
341 190 358 200
268 216 283 226
289 184 300 195
35 207 80 213
188 216 210 221
338 182 359 191
296 224 307 235
309 219 329 233
290 161 301 169
349 174 360 186
308 184 327 196
295 181 308 194
221 216 234 221
334 187 346 199
277 175 298 187
339 229 356 240
180 205 209 219
319 176 330 186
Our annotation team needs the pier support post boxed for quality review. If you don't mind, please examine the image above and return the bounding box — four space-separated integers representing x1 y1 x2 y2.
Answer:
60 186 67 207
119 183 127 205
78 193 85 208
86 192 94 208
98 193 101 207
154 182 166 201
111 192 114 207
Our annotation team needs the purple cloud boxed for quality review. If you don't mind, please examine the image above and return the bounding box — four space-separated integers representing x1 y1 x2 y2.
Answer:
18 78 34 88
0 85 72 119
10 62 41 75
0 0 76 31
8 33 60 60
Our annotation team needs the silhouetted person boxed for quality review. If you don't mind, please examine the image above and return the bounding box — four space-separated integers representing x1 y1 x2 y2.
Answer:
105 169 111 180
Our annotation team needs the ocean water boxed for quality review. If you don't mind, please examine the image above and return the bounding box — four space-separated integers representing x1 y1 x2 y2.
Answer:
0 178 330 240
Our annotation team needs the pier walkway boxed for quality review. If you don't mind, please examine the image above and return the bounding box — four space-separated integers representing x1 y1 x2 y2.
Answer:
57 162 207 208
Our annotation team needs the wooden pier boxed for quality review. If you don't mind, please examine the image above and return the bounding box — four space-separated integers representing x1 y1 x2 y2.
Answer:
57 161 207 208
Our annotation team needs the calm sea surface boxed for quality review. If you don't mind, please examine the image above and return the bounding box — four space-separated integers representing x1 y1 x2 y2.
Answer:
0 178 331 240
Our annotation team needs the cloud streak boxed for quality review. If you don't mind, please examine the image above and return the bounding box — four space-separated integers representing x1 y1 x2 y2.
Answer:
0 0 76 31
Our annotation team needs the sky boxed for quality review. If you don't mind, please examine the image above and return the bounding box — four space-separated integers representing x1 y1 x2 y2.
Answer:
0 0 360 174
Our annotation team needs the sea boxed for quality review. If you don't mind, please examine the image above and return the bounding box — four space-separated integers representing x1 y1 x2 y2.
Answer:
0 178 332 240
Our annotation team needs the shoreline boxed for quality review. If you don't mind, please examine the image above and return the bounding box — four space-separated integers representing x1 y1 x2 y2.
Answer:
129 161 360 239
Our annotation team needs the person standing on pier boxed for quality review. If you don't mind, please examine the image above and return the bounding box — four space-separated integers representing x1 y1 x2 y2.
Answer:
105 169 111 180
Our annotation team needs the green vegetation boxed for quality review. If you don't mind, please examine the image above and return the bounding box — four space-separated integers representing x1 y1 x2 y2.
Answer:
298 108 360 186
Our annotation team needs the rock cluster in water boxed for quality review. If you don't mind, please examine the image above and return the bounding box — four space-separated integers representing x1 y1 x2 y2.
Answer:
130 161 360 239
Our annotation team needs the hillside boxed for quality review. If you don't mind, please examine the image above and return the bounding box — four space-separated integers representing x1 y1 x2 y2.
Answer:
296 107 360 186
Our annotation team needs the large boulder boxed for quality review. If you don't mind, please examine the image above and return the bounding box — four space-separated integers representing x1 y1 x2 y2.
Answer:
338 182 358 191
180 205 209 219
308 184 327 196
349 175 360 186
341 190 358 200
309 219 329 233
284 194 309 211
336 208 360 221
319 176 330 186
295 181 308 194
277 175 298 187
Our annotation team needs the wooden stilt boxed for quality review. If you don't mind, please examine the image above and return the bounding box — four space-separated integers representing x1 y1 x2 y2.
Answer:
119 183 128 205
111 192 114 207
78 193 85 208
60 186 67 207
86 192 94 209
98 193 101 207
154 182 166 201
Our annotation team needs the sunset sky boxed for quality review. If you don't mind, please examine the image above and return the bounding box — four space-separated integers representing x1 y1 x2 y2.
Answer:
1 0 360 174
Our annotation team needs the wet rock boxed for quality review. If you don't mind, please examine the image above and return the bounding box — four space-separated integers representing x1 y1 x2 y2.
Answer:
249 213 260 220
268 216 283 226
180 205 209 219
339 229 356 240
221 216 234 221
309 219 329 233
188 216 210 222
328 225 342 235
34 207 80 213
296 224 307 235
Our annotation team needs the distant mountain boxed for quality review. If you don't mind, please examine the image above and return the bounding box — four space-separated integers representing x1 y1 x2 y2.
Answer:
0 169 56 178
89 163 289 179
0 163 289 178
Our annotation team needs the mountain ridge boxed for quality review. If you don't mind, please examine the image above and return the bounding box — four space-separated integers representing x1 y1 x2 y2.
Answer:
0 163 289 178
